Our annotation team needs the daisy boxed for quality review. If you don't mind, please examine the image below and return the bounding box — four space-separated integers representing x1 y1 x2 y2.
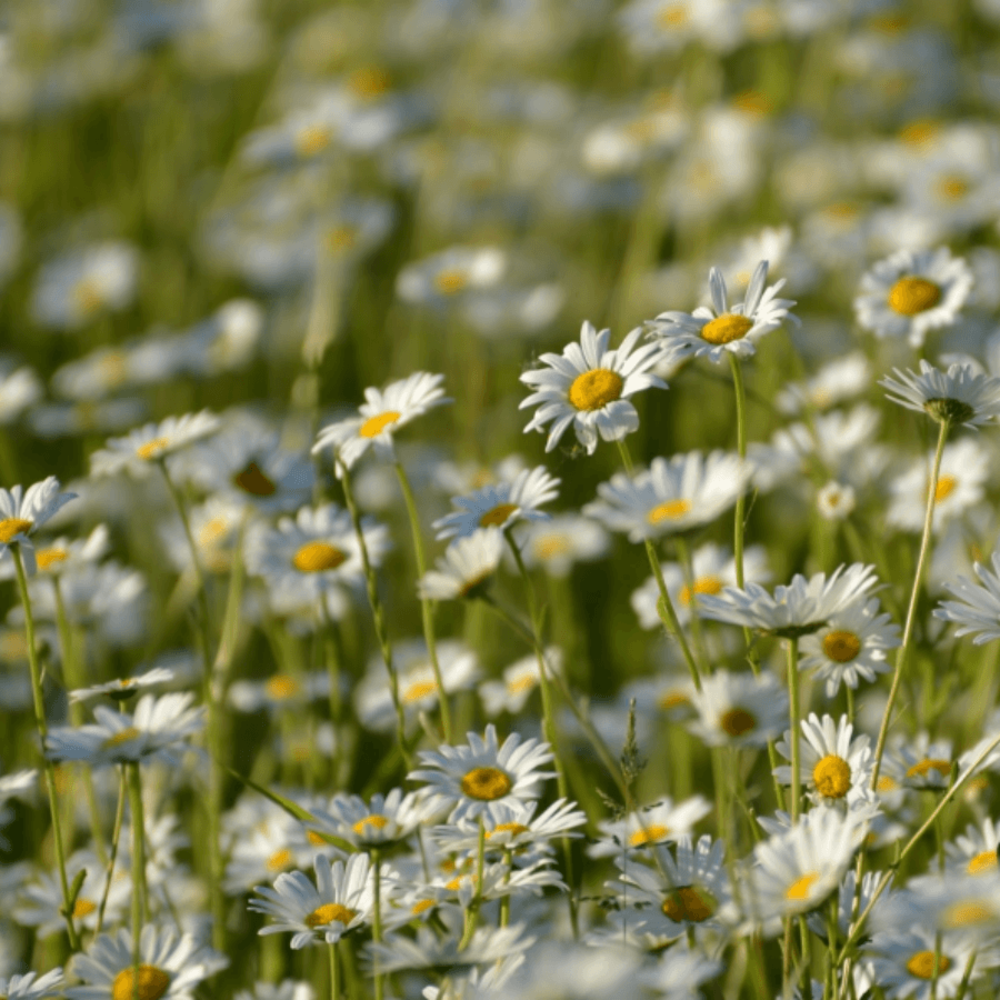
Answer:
945 818 1000 878
65 925 226 1000
249 853 376 948
228 670 331 714
774 714 876 809
432 465 560 540
89 412 221 478
416 528 504 601
886 437 990 533
69 666 177 704
0 477 77 571
855 246 973 349
935 548 1000 644
308 789 425 849
776 350 872 415
408 724 556 823
688 669 788 749
0 969 65 1000
311 372 450 473
46 692 205 768
479 647 562 717
798 596 900 697
697 563 880 639
816 480 857 522
865 927 977 1000
431 798 587 856
588 795 712 858
396 246 507 305
518 514 610 577
647 260 797 363
518 320 667 455
743 809 865 928
584 451 751 543
880 360 1000 428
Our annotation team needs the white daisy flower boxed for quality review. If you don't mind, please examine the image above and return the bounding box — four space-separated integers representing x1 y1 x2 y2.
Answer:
408 724 556 823
519 320 667 455
743 808 865 928
431 797 587 856
311 372 450 473
396 246 506 304
479 647 562 717
89 412 221 478
234 982 314 1000
228 670 331 714
584 450 751 543
416 528 504 601
647 260 798 363
518 514 610 577
688 669 788 749
65 924 226 1000
432 465 560 540
46 692 205 768
935 548 1000 644
308 789 425 849
945 818 1000 878
865 927 977 1000
588 795 712 857
816 480 856 522
697 563 880 639
0 969 65 1000
249 853 376 948
776 350 872 415
896 733 953 790
855 246 973 348
0 477 77 572
798 596 900 697
69 666 177 704
774 713 876 808
886 437 989 533
880 360 1000 428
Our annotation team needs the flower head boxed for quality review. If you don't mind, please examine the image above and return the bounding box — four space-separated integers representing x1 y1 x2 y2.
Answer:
519 321 667 455
880 360 1000 429
0 477 77 572
90 412 221 478
417 528 504 601
935 549 1000 645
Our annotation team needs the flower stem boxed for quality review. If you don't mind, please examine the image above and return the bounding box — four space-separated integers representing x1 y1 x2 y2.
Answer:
395 460 452 743
371 848 383 1000
96 766 127 935
127 761 147 1000
728 352 749 588
329 941 340 1000
12 543 80 951
787 638 802 823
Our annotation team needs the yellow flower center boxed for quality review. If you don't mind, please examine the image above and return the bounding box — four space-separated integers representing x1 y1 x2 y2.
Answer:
657 3 688 27
73 897 97 918
295 124 334 157
266 848 292 871
265 675 300 701
306 830 328 846
359 411 401 438
822 630 861 663
900 119 940 147
785 871 820 901
348 67 391 100
325 225 358 254
628 823 670 847
967 850 998 875
679 576 723 606
0 518 32 543
37 547 71 572
936 175 969 201
720 707 756 737
905 951 951 979
411 899 435 915
111 966 170 1000
733 90 771 117
305 903 357 928
292 541 348 573
487 822 530 838
102 726 141 749
567 368 624 412
479 503 518 528
647 499 691 525
534 535 569 560
403 679 437 704
876 775 899 793
460 766 513 801
198 518 228 549
658 691 689 711
701 314 753 345
933 475 956 502
507 674 536 695
353 815 389 835
73 278 104 316
905 758 950 781
136 437 170 460
434 269 469 296
661 885 715 923
812 755 852 799
234 461 277 497
887 276 942 316
943 900 993 927
99 351 129 386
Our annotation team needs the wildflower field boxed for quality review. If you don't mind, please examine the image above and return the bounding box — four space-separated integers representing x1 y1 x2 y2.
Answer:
7 1 1000 998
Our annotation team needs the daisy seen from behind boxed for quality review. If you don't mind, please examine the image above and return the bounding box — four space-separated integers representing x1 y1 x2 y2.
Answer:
519 320 667 456
880 360 1000 429
408 724 556 823
855 245 973 349
647 260 797 363
312 372 450 473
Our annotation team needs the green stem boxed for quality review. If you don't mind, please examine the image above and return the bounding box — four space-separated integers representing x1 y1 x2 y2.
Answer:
127 761 147 1000
96 765 127 936
728 353 749 588
457 817 487 951
13 543 80 951
787 638 802 823
329 941 340 1000
371 848 383 1000
394 460 451 743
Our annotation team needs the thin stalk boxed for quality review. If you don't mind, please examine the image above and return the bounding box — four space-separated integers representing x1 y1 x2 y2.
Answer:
394 460 451 742
371 848 384 1000
458 817 487 950
787 638 802 823
328 941 340 1000
127 761 147 1000
13 543 80 951
728 353 749 588
96 766 128 935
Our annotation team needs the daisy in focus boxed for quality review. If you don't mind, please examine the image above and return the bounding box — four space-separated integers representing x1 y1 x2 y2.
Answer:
0 477 77 570
408 724 555 823
519 320 667 455
880 360 1000 428
855 245 973 349
89 412 221 478
647 260 797 363
432 465 560 540
311 372 450 473
584 451 751 543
